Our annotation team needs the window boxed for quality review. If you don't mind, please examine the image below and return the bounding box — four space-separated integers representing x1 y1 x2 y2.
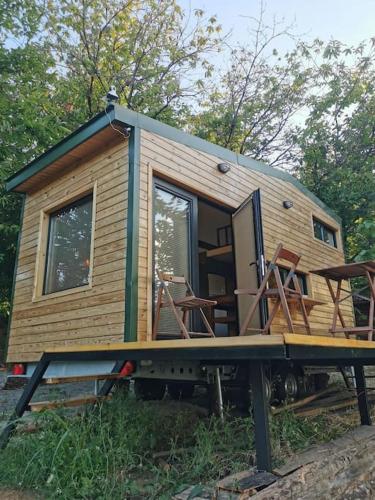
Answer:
43 194 93 294
313 218 337 247
268 265 308 295
278 267 308 295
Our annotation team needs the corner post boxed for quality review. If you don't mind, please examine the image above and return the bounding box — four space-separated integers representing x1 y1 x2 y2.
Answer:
354 364 371 426
249 361 272 471
124 126 140 342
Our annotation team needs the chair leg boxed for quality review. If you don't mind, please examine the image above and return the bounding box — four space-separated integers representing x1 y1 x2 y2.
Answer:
262 298 281 334
164 286 190 339
274 268 294 333
152 286 164 340
292 275 311 335
239 267 273 336
199 308 215 337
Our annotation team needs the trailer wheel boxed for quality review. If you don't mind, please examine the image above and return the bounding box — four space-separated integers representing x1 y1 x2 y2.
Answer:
276 370 299 403
134 378 166 400
168 382 195 400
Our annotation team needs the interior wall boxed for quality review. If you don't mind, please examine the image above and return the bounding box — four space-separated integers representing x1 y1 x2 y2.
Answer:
198 201 231 247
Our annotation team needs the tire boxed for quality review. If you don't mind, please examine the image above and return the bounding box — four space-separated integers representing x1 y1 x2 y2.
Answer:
134 378 166 400
275 370 299 403
168 382 195 400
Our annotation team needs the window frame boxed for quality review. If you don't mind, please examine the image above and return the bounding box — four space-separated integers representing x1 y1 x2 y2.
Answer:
312 216 338 248
33 183 97 302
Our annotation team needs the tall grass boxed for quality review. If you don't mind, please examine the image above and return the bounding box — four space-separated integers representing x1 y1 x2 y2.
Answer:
0 393 354 499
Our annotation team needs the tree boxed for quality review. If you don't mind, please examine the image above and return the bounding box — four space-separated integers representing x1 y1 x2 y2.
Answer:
191 9 311 167
45 0 222 124
0 0 223 318
294 39 375 255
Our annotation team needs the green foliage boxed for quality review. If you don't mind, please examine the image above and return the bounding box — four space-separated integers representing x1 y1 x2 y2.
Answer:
0 394 353 498
0 2 374 320
293 40 375 254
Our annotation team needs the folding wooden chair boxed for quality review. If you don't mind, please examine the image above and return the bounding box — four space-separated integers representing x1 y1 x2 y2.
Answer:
235 243 311 335
153 271 217 340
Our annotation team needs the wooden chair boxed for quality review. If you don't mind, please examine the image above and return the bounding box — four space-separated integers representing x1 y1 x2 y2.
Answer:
235 243 311 335
153 271 217 340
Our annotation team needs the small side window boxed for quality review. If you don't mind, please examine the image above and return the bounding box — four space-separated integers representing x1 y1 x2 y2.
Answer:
313 218 337 248
43 194 94 294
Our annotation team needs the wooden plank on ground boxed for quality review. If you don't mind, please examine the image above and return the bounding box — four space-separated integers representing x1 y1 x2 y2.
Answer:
28 395 111 412
44 373 125 385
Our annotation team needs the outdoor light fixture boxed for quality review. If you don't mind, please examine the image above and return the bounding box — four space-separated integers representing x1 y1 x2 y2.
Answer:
283 200 294 209
217 162 231 173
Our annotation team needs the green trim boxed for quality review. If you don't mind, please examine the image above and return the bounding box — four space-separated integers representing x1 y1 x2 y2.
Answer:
6 102 340 224
3 194 25 363
124 126 140 342
5 107 116 192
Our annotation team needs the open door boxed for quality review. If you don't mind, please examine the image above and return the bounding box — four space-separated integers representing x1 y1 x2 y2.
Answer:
232 189 267 333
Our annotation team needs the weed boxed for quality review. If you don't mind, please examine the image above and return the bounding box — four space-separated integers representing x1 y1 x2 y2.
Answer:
0 394 357 499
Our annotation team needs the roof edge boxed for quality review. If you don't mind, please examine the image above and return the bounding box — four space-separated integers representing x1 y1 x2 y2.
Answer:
112 105 341 225
5 103 341 225
5 106 116 192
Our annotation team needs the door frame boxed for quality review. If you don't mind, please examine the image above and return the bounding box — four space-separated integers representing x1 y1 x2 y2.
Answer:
152 177 199 326
232 188 268 330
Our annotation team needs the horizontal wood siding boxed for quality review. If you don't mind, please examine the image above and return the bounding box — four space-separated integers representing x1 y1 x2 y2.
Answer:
138 130 354 340
7 141 128 362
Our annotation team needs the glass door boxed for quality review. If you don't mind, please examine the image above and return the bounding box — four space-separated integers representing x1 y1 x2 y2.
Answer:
153 179 198 337
232 188 267 332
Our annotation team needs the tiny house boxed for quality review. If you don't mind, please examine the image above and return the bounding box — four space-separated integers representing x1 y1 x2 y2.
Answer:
5 104 354 376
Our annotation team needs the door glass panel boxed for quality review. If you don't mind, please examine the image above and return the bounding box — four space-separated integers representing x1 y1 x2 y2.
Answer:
154 185 191 335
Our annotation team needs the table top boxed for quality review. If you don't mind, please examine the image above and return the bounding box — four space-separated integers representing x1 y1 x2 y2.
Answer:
310 260 375 280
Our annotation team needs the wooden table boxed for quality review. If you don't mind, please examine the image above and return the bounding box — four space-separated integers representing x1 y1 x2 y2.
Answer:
310 261 375 340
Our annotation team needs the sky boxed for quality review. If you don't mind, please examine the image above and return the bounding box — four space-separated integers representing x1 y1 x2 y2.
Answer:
179 0 375 48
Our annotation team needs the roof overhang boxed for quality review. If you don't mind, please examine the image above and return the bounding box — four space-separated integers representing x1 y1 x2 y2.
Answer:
6 104 341 224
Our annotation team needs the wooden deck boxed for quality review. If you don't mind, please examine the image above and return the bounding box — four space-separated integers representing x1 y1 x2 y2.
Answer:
45 333 375 354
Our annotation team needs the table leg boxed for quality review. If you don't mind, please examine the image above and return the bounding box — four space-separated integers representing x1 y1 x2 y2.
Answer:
326 278 347 337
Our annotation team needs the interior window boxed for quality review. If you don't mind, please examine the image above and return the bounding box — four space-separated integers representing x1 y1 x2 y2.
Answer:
44 194 93 294
313 218 337 247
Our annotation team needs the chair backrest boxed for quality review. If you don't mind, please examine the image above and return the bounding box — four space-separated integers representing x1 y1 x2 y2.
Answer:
157 271 195 298
271 243 301 268
158 271 186 284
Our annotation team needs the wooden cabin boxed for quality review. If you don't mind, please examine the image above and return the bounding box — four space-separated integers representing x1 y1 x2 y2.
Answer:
5 104 354 369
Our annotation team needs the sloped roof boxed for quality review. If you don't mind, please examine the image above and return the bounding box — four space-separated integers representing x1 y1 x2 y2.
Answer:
6 104 340 223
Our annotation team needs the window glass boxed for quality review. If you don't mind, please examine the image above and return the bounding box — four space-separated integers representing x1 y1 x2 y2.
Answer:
313 218 337 247
154 185 191 334
44 194 93 294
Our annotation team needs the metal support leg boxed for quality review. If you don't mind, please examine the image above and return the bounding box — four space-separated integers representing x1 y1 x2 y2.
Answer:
354 365 371 426
215 367 224 423
98 360 126 397
0 355 50 449
249 361 272 472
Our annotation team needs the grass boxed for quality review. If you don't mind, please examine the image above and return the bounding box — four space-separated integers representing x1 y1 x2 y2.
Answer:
0 392 358 499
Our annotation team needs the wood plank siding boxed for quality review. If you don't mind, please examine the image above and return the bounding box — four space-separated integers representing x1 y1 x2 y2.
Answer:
7 140 129 362
137 130 354 340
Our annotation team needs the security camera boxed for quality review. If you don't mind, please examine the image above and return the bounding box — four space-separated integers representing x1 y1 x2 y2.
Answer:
106 85 119 104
